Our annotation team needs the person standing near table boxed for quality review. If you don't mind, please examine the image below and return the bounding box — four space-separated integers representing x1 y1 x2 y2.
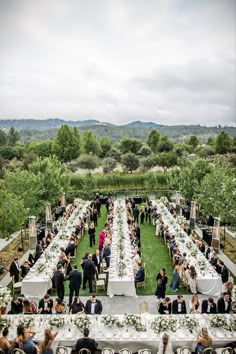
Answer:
92 249 101 278
82 254 96 293
85 294 103 315
68 264 82 307
75 328 97 354
10 256 20 283
53 264 65 301
155 268 168 300
88 222 96 248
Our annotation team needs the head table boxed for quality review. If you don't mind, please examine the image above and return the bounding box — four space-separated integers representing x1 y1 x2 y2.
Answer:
1 313 235 353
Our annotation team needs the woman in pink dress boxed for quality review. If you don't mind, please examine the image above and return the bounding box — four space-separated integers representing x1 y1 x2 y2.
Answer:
98 230 106 252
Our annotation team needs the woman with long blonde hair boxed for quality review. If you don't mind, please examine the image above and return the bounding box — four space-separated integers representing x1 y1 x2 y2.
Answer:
195 327 212 354
40 329 58 354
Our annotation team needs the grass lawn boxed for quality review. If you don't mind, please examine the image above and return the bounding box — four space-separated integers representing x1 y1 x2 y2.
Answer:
65 204 187 297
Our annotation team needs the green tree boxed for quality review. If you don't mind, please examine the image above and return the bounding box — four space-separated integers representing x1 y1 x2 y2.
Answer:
54 125 80 161
187 135 199 149
82 131 101 155
158 136 174 152
108 146 122 161
7 127 20 146
144 173 158 194
215 131 231 154
100 137 112 158
155 152 177 172
27 141 53 158
0 189 27 238
119 137 143 154
102 157 117 173
147 130 160 153
0 129 7 145
121 153 140 173
196 145 215 158
137 145 152 156
77 154 100 170
140 156 155 171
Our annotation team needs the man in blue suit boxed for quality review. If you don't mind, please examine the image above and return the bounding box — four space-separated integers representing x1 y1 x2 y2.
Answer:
68 264 82 307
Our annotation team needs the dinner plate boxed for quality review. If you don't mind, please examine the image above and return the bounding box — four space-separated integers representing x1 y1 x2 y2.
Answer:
105 332 113 339
215 331 225 339
226 333 232 339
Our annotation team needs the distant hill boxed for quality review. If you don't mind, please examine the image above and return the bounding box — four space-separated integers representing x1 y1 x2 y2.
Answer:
0 118 235 143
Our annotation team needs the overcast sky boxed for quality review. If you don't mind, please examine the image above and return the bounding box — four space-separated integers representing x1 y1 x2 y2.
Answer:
0 0 235 126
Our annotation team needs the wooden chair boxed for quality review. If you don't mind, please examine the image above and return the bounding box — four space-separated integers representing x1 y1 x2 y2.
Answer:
56 346 73 354
98 273 107 284
13 349 25 354
138 300 148 314
96 279 105 291
138 350 151 354
12 277 22 295
102 348 115 354
78 349 91 354
136 279 145 289
215 348 233 354
119 349 132 354
177 347 192 354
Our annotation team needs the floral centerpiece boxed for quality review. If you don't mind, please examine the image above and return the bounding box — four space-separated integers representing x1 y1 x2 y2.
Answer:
0 287 12 310
118 260 127 277
232 285 236 302
101 315 118 327
48 315 65 329
124 314 146 332
185 241 193 249
176 215 187 226
191 249 198 257
18 316 34 329
160 197 168 206
0 318 10 330
73 315 91 330
37 264 46 273
179 316 199 332
230 317 236 331
198 260 207 270
151 316 177 334
209 315 228 330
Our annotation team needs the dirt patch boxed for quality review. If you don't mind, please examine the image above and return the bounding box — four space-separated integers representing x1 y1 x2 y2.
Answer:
220 230 236 263
0 231 29 281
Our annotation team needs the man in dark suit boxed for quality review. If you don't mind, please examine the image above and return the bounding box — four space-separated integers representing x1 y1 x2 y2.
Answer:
9 256 20 283
68 264 82 307
135 263 145 284
172 295 187 314
220 262 229 283
82 254 96 293
201 297 217 314
53 264 65 301
92 249 101 278
75 328 97 354
38 294 53 314
85 294 103 315
217 292 231 313
65 241 76 257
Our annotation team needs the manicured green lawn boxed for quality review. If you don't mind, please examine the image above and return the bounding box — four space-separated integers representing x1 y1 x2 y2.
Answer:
65 204 186 296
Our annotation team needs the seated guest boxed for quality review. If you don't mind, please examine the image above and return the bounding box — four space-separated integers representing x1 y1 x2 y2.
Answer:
20 260 30 278
38 294 53 314
209 251 217 267
9 295 23 314
16 324 38 354
70 296 85 314
158 297 172 315
0 327 15 354
185 265 197 294
52 298 65 314
189 294 201 314
217 292 231 313
103 243 111 269
172 295 187 314
135 262 145 284
65 240 76 257
85 294 102 315
22 299 34 314
215 259 223 274
201 298 217 314
222 281 233 297
75 328 97 354
40 328 58 354
28 253 35 268
157 333 174 354
195 327 212 354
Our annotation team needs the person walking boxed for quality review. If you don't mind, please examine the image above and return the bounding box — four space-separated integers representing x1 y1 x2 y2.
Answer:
88 223 96 248
82 254 96 293
68 264 82 307
155 268 168 300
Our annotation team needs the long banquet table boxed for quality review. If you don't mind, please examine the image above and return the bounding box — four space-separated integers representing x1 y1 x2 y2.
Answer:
154 201 223 297
21 200 90 298
107 200 136 297
1 314 235 354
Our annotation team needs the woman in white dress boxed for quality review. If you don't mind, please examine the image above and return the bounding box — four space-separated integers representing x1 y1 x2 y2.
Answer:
186 265 197 294
157 333 174 354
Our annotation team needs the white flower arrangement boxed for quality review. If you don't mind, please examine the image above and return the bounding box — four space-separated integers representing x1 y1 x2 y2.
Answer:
176 215 187 226
124 314 146 332
179 315 199 331
0 287 12 308
49 315 65 329
160 197 169 205
0 318 10 331
151 316 177 334
230 317 236 331
191 249 198 257
18 316 34 329
232 285 236 302
73 315 91 330
209 315 228 329
37 264 46 273
101 315 119 327
185 241 193 249
198 260 207 270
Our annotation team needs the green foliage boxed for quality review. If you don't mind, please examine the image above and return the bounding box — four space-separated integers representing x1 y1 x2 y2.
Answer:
155 152 178 172
82 131 101 155
158 136 174 152
0 145 25 160
140 156 155 171
0 129 7 145
80 171 97 193
137 145 152 156
215 131 231 154
119 137 143 154
8 127 20 146
100 137 112 158
147 129 160 153
102 157 117 174
144 173 159 194
54 125 81 161
196 145 215 158
186 135 199 149
0 189 27 238
27 140 53 158
108 146 122 161
121 153 140 173
76 154 100 170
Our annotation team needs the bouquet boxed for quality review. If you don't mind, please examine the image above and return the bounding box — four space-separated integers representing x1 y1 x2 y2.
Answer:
49 315 65 329
209 315 228 329
0 318 10 331
124 314 146 332
0 287 12 308
18 316 34 329
151 316 177 334
101 315 118 327
179 315 199 331
73 315 91 330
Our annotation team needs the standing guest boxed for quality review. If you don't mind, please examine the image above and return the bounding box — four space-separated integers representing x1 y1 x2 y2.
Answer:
68 264 82 307
28 253 35 268
38 294 53 314
65 240 76 257
103 243 111 269
140 207 145 224
70 296 85 314
172 295 187 314
195 328 212 354
93 208 98 226
85 294 103 315
53 264 65 301
134 223 141 248
217 292 231 313
98 230 106 252
170 264 180 292
133 205 140 223
9 256 20 283
9 295 23 314
52 298 65 314
201 298 217 314
186 265 197 294
155 268 168 300
40 329 58 354
220 262 229 283
92 249 101 278
20 260 30 278
157 333 174 354
0 327 16 354
75 328 97 354
204 244 211 260
158 297 172 315
82 254 96 293
88 222 96 248
222 281 233 297
189 294 201 314
80 252 89 270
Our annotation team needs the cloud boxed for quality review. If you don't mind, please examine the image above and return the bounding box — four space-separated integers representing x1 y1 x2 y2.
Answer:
0 0 235 126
